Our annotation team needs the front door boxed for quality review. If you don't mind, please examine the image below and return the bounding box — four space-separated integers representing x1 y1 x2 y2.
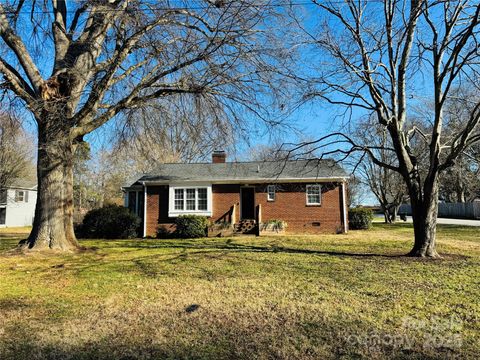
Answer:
240 187 255 220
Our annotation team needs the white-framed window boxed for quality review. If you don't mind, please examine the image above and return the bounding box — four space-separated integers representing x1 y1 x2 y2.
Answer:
267 185 276 201
306 184 321 205
174 189 184 210
169 185 212 217
186 188 196 210
197 188 208 210
15 190 28 202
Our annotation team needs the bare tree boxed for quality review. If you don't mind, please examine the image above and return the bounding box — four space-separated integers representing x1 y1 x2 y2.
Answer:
356 118 408 223
438 89 480 202
346 176 368 208
0 0 292 251
439 147 480 203
115 98 236 165
296 0 480 257
0 113 34 189
360 159 407 223
249 141 291 161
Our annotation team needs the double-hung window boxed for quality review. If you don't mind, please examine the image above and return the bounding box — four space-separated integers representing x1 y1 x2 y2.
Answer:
267 185 276 201
306 184 321 205
15 190 28 202
197 188 208 210
169 186 211 216
174 189 184 210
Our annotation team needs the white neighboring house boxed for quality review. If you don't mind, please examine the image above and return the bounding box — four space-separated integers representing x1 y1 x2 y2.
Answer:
0 179 37 227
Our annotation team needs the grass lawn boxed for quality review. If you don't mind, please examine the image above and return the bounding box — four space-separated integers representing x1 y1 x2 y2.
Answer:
0 226 32 238
0 224 479 359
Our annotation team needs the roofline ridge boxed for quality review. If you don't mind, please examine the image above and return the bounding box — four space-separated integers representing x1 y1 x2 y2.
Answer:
149 158 337 166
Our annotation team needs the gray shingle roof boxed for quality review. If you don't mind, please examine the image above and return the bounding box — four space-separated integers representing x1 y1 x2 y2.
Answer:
131 159 347 185
5 178 37 190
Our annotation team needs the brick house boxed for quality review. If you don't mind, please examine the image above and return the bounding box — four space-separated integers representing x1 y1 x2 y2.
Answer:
123 151 349 237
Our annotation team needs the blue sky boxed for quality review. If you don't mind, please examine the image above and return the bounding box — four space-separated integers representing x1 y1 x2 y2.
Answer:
10 0 414 206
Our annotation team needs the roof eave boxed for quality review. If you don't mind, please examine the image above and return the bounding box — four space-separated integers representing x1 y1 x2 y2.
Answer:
140 176 349 186
2 186 38 191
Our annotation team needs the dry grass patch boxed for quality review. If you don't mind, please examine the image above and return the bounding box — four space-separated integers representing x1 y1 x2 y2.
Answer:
0 223 479 359
0 227 31 240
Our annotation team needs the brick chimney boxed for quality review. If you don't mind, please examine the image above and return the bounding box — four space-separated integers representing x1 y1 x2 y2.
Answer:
212 150 227 163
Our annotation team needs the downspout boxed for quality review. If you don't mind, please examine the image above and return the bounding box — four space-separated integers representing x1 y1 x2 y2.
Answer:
342 181 348 233
142 182 147 238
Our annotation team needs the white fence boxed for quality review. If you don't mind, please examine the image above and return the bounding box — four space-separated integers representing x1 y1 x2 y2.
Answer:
399 202 480 220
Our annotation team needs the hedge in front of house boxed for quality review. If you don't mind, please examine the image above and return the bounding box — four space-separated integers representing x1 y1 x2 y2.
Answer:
174 215 208 238
81 204 141 239
348 207 374 230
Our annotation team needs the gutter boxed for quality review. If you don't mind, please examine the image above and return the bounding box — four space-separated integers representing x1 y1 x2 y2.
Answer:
140 177 350 186
341 181 348 233
142 181 147 238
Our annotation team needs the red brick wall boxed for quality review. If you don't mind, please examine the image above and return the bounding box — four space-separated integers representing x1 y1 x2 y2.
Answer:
212 184 240 222
255 183 345 233
145 185 175 236
144 182 346 236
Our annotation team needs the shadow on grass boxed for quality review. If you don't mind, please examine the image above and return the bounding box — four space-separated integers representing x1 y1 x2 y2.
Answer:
94 239 406 259
0 311 451 360
60 239 443 279
49 237 466 278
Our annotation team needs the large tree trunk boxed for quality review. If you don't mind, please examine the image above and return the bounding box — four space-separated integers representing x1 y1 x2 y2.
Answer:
19 116 79 251
407 177 440 258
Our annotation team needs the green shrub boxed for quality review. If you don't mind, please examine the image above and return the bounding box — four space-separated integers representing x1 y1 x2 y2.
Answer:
348 207 374 230
81 204 141 239
174 215 208 238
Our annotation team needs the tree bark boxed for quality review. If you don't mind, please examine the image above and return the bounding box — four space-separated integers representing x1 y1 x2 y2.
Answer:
391 204 399 223
384 211 391 224
382 204 391 224
407 178 440 258
456 171 466 203
19 116 79 251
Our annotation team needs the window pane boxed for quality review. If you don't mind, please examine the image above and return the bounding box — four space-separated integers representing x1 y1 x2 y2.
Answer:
267 185 275 201
308 195 320 203
198 188 207 210
174 189 184 210
15 190 24 202
307 185 321 204
186 188 196 210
